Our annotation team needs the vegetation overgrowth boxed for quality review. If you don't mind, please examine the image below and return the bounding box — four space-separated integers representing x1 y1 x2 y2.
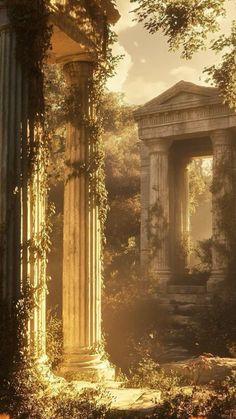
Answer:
0 0 118 417
1 1 236 417
131 0 236 109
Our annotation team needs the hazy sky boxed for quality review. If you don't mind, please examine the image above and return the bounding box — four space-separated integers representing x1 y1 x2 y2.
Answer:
107 0 236 105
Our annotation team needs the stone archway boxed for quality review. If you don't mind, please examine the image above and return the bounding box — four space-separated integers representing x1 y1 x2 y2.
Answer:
134 81 236 294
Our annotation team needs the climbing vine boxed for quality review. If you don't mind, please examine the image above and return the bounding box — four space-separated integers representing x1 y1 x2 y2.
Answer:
63 20 120 242
2 0 119 375
147 198 169 265
6 0 53 256
6 0 52 121
210 149 236 281
0 1 54 382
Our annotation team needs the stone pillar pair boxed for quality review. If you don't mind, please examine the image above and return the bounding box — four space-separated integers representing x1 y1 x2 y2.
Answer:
145 140 172 288
143 130 235 293
144 139 190 288
0 1 111 376
60 59 113 379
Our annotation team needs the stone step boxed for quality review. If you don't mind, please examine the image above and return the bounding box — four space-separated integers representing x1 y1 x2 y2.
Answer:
158 346 190 363
172 303 206 316
162 357 236 384
109 388 161 413
156 303 176 314
170 314 192 326
168 293 207 304
167 285 206 294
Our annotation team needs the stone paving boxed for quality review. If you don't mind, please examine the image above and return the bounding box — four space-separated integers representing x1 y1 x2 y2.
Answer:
108 387 161 412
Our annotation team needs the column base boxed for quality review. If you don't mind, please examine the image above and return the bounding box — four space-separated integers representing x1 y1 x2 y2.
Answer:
150 269 172 292
207 270 226 293
59 351 115 381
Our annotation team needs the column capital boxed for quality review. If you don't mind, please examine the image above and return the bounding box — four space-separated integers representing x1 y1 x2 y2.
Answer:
211 129 233 147
58 51 96 64
147 138 173 154
0 3 9 29
63 58 94 86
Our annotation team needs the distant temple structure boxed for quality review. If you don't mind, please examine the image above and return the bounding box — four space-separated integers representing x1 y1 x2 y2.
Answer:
0 0 119 378
134 81 236 359
134 81 236 292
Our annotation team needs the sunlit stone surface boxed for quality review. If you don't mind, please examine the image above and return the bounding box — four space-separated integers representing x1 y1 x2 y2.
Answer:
0 0 119 375
60 59 114 379
0 1 47 360
134 81 236 293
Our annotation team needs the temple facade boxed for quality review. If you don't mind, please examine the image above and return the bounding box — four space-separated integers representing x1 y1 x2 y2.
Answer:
134 81 236 293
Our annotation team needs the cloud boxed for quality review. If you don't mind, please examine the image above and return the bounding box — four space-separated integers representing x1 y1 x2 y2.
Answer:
106 1 137 92
122 77 167 105
106 43 133 92
170 66 199 80
114 0 137 33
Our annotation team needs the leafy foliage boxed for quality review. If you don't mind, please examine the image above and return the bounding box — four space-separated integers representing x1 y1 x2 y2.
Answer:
125 356 180 394
211 154 236 274
131 0 225 59
101 94 168 372
0 363 111 418
1 2 120 417
189 158 212 216
6 0 52 119
150 375 236 419
194 238 213 272
206 21 236 109
103 278 171 372
187 293 236 357
46 308 63 369
131 0 236 109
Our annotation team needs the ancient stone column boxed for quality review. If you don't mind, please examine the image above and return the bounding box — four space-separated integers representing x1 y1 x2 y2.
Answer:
182 161 191 264
0 8 22 366
61 59 113 379
140 142 150 273
208 129 234 292
174 157 191 274
147 139 172 289
0 2 47 365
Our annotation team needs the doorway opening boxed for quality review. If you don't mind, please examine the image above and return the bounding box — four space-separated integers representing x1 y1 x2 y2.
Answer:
188 157 213 274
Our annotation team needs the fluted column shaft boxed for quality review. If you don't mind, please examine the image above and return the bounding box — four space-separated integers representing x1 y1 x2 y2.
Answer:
182 163 190 257
208 129 235 291
174 157 191 274
148 139 172 288
61 60 112 378
0 4 47 365
0 14 21 308
140 142 150 273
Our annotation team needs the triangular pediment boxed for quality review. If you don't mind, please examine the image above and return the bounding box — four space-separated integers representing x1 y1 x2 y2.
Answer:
161 91 211 105
134 81 219 117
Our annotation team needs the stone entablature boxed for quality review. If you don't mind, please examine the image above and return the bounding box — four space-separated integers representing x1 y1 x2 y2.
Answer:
49 0 119 64
134 81 236 294
138 104 235 129
135 81 236 140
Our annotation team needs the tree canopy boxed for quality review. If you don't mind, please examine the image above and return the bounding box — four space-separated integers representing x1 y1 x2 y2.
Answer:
131 0 236 108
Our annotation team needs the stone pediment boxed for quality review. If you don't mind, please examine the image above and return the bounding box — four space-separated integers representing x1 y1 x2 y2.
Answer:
134 81 219 117
161 91 212 105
